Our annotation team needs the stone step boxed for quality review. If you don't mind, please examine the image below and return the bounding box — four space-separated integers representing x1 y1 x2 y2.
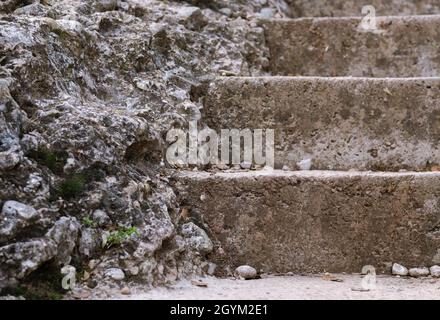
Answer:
289 0 440 18
202 76 440 171
173 170 440 274
262 15 440 77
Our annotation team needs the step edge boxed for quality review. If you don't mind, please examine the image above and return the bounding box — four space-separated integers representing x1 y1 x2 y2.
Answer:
260 14 440 23
174 170 440 179
214 76 440 82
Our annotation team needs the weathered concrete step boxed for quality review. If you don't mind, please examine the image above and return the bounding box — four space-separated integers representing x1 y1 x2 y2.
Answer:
203 77 440 171
174 170 440 274
263 15 440 77
289 0 440 17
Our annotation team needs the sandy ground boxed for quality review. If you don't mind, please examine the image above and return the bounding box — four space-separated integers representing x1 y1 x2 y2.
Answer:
103 274 440 300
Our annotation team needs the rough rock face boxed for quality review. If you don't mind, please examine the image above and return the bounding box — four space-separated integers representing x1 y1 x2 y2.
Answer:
0 238 57 288
0 200 39 243
0 0 282 295
45 216 80 265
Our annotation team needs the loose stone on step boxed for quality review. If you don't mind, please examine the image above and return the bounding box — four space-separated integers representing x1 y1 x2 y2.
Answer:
105 268 125 281
235 265 257 279
297 158 312 170
429 265 440 277
392 263 408 276
240 161 252 170
120 287 131 295
408 267 430 277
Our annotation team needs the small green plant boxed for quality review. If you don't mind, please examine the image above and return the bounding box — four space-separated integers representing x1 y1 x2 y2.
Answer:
105 226 138 249
28 149 67 174
59 173 86 199
82 216 96 228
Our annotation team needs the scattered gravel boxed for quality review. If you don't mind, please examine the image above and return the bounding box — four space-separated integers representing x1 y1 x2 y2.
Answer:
99 275 440 300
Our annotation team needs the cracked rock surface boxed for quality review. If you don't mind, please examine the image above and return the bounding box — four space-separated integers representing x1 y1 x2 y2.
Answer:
0 0 285 297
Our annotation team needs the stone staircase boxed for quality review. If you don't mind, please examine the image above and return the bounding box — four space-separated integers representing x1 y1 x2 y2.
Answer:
173 2 440 275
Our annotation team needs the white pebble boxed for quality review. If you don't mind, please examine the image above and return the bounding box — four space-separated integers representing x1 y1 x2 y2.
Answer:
408 267 430 277
297 158 312 170
430 265 440 277
105 268 125 281
391 263 408 276
235 265 257 279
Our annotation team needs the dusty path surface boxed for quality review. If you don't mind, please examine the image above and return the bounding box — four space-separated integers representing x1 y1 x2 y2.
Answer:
104 274 440 300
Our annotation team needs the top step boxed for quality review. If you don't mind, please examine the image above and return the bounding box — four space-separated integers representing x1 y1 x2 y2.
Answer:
263 15 440 77
289 0 440 17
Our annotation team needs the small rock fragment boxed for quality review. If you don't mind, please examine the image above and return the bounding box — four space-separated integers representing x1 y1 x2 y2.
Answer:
219 8 232 17
351 287 370 292
181 222 213 255
214 163 229 170
297 158 312 170
86 279 98 289
94 0 117 12
259 8 275 19
392 263 408 276
0 201 39 243
282 165 290 171
322 272 343 282
235 265 257 279
430 265 440 277
202 262 217 275
409 267 430 277
191 279 208 287
120 286 131 295
105 268 125 281
72 290 91 299
176 6 207 30
240 161 252 170
92 209 111 227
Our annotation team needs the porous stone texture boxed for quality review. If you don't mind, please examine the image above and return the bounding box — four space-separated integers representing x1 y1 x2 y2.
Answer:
180 222 213 255
78 227 101 258
204 77 440 171
174 171 440 275
0 238 57 288
45 217 80 265
263 16 440 77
